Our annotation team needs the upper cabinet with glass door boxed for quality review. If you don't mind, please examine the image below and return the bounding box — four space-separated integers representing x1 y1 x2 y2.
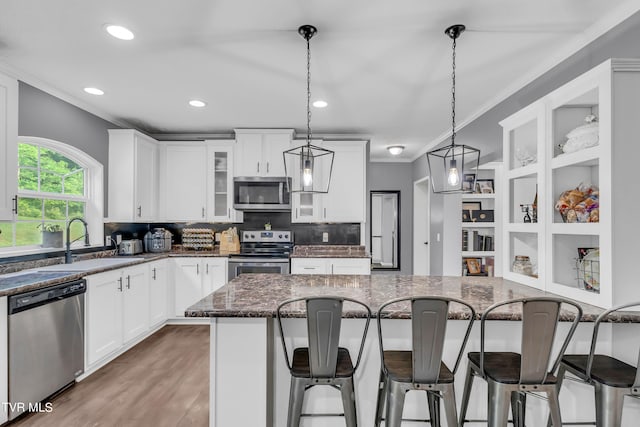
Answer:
206 140 242 223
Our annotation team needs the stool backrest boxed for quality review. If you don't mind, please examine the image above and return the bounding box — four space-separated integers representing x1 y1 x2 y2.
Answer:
480 297 582 384
378 296 475 383
587 302 640 389
277 296 372 378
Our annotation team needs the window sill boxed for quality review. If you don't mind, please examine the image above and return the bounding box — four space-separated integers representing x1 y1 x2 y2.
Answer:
0 245 108 262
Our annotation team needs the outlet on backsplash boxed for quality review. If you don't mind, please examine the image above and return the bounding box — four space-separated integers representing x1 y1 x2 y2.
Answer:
322 232 329 243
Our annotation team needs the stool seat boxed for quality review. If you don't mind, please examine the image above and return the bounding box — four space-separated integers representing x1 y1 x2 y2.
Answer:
291 347 354 378
562 354 636 388
468 352 557 385
384 350 454 383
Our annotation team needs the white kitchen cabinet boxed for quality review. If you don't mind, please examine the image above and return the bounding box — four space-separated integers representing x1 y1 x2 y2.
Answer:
107 129 158 221
291 258 370 275
86 265 150 366
160 142 207 221
148 259 169 327
321 141 367 222
173 257 228 316
0 72 18 220
206 140 243 222
234 129 293 177
0 296 8 424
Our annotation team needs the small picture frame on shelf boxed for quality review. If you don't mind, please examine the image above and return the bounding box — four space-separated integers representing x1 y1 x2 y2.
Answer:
471 209 494 222
462 174 476 192
476 179 494 194
465 258 482 274
462 201 482 211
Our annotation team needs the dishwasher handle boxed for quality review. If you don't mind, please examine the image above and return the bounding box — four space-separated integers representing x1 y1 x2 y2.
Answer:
8 279 86 315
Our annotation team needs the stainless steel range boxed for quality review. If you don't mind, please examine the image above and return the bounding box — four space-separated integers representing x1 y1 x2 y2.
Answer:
227 230 293 281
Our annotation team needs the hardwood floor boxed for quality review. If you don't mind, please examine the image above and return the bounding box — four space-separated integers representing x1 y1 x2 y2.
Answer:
11 325 209 427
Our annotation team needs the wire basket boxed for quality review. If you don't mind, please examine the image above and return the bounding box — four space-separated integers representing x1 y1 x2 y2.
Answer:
575 256 600 293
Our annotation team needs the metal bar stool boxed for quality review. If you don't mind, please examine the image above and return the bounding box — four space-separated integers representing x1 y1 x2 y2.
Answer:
374 296 476 427
277 296 372 427
459 297 583 427
554 301 640 427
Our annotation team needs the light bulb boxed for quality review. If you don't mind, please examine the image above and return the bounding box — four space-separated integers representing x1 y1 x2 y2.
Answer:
303 159 313 186
447 159 460 186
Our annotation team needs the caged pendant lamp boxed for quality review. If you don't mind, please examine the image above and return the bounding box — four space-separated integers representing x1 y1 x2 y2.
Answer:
426 24 480 194
283 25 334 193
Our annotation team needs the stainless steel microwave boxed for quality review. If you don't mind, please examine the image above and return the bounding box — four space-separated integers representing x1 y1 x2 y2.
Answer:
233 177 291 211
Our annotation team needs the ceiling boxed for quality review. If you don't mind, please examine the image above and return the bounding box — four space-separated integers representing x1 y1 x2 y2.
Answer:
0 0 637 162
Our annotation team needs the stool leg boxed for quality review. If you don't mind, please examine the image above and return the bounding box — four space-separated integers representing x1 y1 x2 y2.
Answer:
287 377 306 427
487 380 511 427
511 391 526 427
459 363 475 426
374 371 387 427
441 384 458 427
547 386 562 427
595 384 625 427
386 380 406 427
547 365 567 427
427 391 440 427
340 377 358 427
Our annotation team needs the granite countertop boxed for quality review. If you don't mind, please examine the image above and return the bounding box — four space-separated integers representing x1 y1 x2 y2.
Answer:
184 273 632 322
291 245 371 258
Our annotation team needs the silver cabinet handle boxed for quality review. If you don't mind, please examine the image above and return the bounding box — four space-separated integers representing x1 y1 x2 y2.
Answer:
196 264 199 275
126 275 131 289
206 264 209 274
257 162 260 173
324 208 327 218
12 195 18 214
137 206 142 217
303 267 315 270
152 268 157 280
331 264 334 274
118 277 123 292
266 162 269 173
228 208 230 218
296 208 298 219
202 207 205 218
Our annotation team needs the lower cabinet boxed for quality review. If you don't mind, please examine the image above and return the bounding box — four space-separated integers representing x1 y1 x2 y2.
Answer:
173 257 228 316
86 264 149 367
291 258 371 275
1 296 7 424
148 259 169 327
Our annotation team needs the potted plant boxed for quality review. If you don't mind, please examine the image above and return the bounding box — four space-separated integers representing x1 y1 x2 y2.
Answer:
38 223 63 248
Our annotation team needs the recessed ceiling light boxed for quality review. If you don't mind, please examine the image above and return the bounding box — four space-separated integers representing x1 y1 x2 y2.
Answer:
189 100 207 108
387 145 405 155
312 100 328 108
84 87 104 96
105 25 135 41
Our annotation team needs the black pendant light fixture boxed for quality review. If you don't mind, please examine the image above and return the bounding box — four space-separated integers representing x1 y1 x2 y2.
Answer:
283 25 334 193
426 24 480 194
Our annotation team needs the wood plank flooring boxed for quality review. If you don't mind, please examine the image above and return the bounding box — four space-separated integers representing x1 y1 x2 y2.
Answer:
11 325 209 427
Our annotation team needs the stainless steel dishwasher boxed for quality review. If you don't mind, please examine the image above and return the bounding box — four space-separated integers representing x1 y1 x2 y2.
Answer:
8 279 86 420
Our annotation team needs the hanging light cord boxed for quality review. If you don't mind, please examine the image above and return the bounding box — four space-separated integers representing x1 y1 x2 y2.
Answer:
306 35 312 147
450 34 457 147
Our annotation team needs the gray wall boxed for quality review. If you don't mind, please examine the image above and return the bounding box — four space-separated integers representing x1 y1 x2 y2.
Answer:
412 10 640 275
367 162 413 275
18 82 117 211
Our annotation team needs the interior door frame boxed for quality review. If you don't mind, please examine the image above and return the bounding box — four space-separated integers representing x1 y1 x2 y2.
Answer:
413 176 431 275
369 190 401 271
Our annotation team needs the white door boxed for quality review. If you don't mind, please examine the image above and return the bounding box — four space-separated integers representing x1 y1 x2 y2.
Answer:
322 142 366 222
148 260 168 326
86 270 123 366
203 258 228 294
235 133 262 176
262 133 290 177
0 72 18 220
173 258 203 316
163 144 207 221
413 177 431 275
134 137 157 221
122 264 149 343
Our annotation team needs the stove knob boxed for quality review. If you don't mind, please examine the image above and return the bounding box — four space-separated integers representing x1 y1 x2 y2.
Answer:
250 234 255 239
278 234 283 239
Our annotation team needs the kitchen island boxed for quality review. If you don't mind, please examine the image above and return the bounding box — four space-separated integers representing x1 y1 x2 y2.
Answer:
186 274 640 427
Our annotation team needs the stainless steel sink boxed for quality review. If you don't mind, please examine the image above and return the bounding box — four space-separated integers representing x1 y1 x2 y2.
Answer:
36 257 144 272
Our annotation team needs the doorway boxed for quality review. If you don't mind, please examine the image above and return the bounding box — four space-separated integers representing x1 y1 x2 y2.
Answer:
413 177 430 275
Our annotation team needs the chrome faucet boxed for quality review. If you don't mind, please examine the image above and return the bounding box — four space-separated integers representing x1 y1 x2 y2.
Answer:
65 217 90 264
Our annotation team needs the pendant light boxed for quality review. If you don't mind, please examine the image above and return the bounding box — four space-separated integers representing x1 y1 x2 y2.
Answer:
283 25 335 193
426 24 480 194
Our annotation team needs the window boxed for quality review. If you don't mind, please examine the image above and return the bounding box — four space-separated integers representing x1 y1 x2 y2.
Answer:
0 137 103 250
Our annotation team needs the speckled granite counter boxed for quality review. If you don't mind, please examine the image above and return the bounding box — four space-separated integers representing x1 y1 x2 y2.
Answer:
185 273 627 322
290 245 370 258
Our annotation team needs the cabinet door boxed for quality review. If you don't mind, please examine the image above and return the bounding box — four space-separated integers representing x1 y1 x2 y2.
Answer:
262 133 291 176
173 258 203 316
134 136 157 221
203 258 228 294
86 270 123 366
0 296 7 424
0 73 18 220
122 264 149 343
330 258 371 275
322 142 366 222
291 193 323 223
234 133 262 176
163 144 207 221
290 258 329 274
148 260 168 327
207 142 242 222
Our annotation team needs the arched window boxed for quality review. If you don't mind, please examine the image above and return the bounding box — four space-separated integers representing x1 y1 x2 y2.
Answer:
0 137 103 251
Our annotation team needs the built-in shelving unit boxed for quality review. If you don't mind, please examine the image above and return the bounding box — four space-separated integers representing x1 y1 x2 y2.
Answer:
501 58 640 308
